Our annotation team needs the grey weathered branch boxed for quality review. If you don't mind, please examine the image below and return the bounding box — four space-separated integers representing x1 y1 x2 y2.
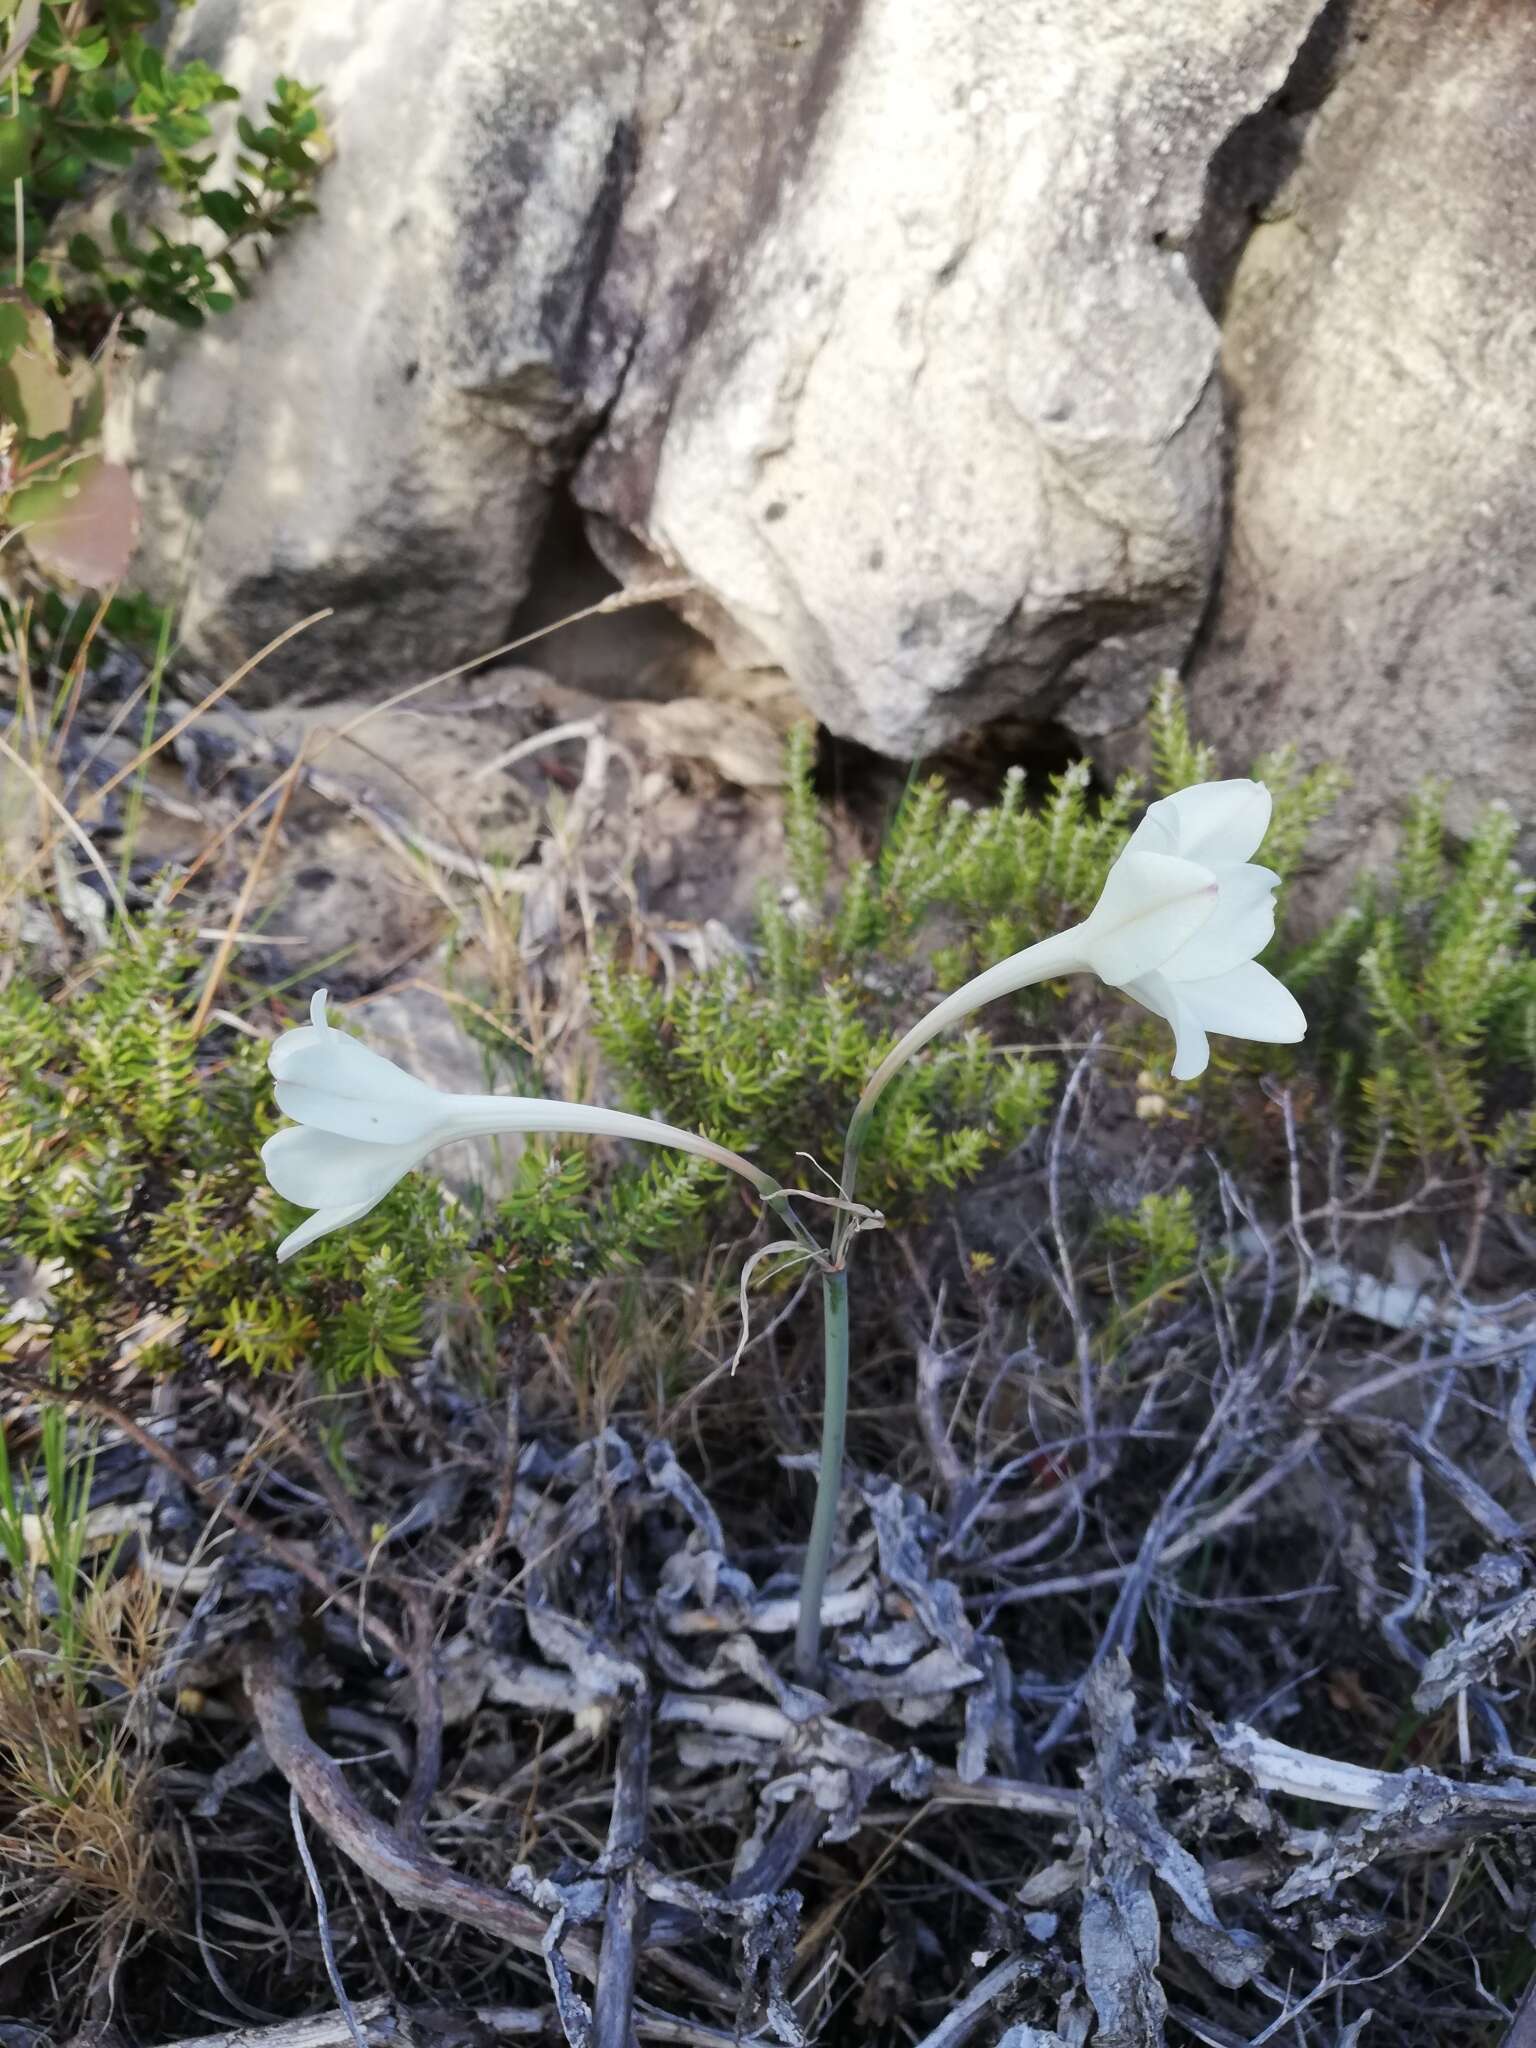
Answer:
594 1692 653 2048
154 2004 545 2047
244 1650 598 1973
243 1653 733 2014
161 1998 766 2047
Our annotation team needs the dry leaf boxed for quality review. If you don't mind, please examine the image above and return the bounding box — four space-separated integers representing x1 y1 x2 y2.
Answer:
14 457 139 586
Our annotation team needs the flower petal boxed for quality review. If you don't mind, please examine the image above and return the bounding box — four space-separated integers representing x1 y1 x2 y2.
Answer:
1078 850 1219 986
1122 969 1210 1081
270 1019 450 1145
1124 807 1178 858
1142 781 1272 866
260 1124 428 1208
1180 961 1307 1046
273 1075 454 1148
1159 864 1279 982
276 1197 385 1263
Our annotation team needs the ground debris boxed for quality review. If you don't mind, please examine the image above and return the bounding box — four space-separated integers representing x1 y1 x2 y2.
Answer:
11 1102 1536 2047
1413 1582 1536 1712
1076 1658 1264 2048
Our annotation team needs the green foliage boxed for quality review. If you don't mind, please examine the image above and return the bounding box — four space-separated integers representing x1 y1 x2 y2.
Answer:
595 688 1342 1206
593 943 1053 1214
1148 671 1217 794
6 1405 103 1682
1097 1187 1207 1355
0 920 733 1384
0 2 325 588
1291 786 1536 1168
19 675 1534 1394
5 8 325 341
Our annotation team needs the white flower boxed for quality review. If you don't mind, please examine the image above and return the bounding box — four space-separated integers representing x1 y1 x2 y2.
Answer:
843 779 1305 1191
262 992 777 1261
1099 779 1305 1080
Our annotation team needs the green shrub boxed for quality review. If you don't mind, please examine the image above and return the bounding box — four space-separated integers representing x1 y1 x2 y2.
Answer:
8 684 1536 1388
0 918 740 1384
593 689 1343 1206
1287 786 1536 1171
0 1 324 588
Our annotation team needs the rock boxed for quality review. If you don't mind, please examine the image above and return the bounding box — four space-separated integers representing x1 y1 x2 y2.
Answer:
121 0 648 701
1190 0 1536 858
576 0 1325 757
188 673 795 998
629 696 787 789
124 0 1327 757
259 816 448 985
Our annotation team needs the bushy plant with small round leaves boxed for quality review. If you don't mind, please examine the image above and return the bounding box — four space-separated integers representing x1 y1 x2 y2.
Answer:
0 2 325 589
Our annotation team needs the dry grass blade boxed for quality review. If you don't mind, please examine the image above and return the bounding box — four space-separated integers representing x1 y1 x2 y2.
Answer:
0 609 333 917
188 751 302 1036
0 1565 171 1941
0 731 138 941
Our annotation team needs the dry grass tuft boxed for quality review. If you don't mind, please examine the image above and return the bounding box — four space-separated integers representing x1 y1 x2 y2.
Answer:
0 1562 174 1937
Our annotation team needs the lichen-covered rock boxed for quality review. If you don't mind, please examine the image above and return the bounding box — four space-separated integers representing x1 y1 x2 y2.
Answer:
1191 0 1536 859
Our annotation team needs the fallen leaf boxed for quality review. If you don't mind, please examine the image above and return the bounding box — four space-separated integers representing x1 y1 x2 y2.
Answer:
13 456 139 586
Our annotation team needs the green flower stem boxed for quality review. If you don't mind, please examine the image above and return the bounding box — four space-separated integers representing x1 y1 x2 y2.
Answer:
795 1263 850 1683
835 931 1081 1251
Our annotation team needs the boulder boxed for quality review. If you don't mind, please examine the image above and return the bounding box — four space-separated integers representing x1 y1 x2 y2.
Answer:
1190 0 1536 856
579 0 1324 758
125 0 1326 749
123 0 648 700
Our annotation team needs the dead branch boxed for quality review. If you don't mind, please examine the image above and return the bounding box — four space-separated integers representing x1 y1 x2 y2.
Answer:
655 1691 1080 1821
594 1692 652 2048
244 1649 596 1975
1218 1722 1536 1825
160 1999 768 2048
908 1956 1034 2048
244 1653 736 2016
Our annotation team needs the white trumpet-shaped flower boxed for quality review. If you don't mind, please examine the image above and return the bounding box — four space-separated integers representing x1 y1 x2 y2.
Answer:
262 992 779 1261
840 779 1305 1211
1105 778 1305 1081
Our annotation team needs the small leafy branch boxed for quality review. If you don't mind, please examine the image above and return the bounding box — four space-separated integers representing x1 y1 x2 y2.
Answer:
0 0 325 588
1289 784 1536 1172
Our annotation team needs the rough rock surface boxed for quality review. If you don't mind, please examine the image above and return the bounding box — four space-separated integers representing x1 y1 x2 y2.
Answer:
124 0 648 700
125 0 1323 749
579 0 1323 758
1191 0 1536 859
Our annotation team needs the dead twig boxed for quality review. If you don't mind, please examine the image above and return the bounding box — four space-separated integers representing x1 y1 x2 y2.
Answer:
244 1653 737 2016
907 1955 1034 2048
244 1647 598 1977
288 1789 369 2048
654 1691 1081 1821
159 2000 548 2045
594 1692 653 2048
